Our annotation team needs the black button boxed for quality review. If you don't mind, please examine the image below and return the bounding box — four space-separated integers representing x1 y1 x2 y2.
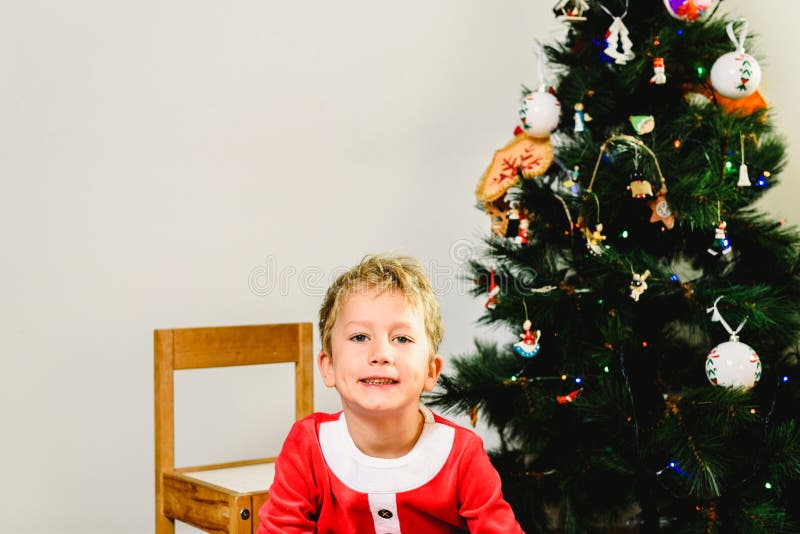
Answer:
377 509 393 519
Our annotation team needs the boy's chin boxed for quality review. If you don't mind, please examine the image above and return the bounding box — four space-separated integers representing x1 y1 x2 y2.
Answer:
344 400 421 417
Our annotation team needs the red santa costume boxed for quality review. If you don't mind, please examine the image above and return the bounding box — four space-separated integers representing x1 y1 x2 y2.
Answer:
257 406 523 533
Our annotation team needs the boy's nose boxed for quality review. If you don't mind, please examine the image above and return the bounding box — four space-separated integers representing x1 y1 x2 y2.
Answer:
370 341 394 365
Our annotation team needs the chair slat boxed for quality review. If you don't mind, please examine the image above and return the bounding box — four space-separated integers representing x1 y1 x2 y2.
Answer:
170 323 304 370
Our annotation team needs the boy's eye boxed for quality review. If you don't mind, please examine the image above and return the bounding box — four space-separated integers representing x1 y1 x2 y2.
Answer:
350 334 368 342
394 336 412 344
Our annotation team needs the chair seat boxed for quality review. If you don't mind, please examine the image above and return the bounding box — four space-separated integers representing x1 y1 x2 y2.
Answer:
182 462 276 494
162 460 276 532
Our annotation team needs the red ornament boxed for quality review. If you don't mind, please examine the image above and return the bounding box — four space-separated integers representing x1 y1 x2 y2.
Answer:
485 268 500 310
557 387 584 404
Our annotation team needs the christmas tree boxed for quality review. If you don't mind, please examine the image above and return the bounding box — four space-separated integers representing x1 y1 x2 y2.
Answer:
430 1 800 532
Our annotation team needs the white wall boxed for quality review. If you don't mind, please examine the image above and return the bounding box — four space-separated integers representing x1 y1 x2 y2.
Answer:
0 1 795 532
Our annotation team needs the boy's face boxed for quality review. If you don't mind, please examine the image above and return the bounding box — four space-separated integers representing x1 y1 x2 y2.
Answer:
318 287 442 420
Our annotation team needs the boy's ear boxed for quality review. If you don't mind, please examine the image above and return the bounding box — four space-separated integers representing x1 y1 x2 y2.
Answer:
317 350 336 388
423 354 444 392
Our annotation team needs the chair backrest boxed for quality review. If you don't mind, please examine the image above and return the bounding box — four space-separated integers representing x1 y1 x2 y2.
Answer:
154 322 314 475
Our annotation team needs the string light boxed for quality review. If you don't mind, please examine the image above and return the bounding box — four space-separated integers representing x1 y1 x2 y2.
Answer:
765 482 773 490
656 460 690 477
670 274 680 282
782 375 789 383
604 366 610 373
695 65 707 78
755 170 771 189
642 341 648 348
673 139 681 149
677 29 684 36
621 230 629 238
574 376 583 384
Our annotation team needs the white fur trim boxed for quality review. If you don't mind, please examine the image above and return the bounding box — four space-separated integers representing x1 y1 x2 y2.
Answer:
319 406 454 493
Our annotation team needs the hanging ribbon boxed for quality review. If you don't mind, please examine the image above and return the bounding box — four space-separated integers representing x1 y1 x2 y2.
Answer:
726 19 749 54
534 42 547 91
706 296 748 341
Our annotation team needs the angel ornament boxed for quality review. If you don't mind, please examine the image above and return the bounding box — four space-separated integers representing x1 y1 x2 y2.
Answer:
514 320 542 358
629 269 651 302
584 223 607 255
573 102 592 132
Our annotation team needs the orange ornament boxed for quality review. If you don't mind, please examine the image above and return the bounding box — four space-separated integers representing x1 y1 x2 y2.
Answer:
715 88 768 116
683 82 768 117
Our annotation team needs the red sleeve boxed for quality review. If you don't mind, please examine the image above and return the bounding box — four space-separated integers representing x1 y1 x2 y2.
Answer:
456 432 524 534
256 418 322 534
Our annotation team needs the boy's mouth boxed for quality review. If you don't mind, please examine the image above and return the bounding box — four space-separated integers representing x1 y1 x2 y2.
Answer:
360 377 398 385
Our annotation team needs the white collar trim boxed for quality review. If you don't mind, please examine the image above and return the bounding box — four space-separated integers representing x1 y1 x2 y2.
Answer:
319 406 455 493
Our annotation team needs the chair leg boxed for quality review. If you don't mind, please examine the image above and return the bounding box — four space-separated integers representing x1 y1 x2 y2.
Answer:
155 510 175 534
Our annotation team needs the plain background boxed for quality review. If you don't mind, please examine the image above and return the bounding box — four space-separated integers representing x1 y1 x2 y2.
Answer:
1 1 795 532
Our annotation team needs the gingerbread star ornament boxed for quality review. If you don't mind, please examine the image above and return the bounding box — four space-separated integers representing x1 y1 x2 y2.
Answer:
648 195 676 229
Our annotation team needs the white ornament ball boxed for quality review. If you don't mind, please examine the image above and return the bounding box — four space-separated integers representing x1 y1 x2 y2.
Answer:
705 340 762 389
662 0 719 22
710 51 762 99
518 91 561 138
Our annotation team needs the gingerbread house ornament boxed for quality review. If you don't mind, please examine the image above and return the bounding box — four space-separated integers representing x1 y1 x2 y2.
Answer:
553 0 590 22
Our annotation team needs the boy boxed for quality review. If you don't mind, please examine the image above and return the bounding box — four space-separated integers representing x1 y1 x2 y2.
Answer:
257 254 523 533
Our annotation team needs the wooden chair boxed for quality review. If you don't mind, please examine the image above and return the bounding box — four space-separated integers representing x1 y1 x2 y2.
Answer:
155 323 314 534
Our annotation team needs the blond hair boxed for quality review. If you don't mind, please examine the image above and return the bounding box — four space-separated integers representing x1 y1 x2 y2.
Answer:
319 254 444 359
